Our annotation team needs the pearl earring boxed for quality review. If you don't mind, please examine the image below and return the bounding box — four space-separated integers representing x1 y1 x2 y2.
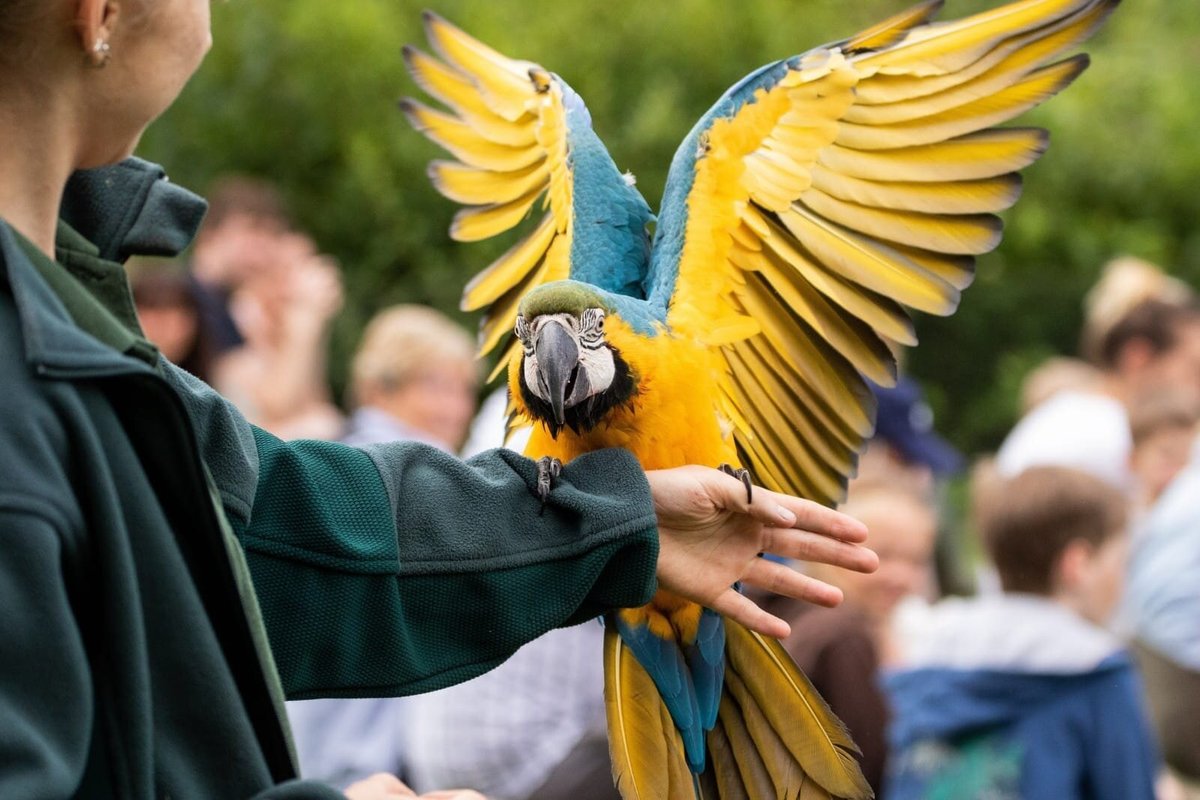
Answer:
90 39 112 68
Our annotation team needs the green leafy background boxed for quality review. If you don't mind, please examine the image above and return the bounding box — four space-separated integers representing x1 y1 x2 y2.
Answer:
139 0 1200 458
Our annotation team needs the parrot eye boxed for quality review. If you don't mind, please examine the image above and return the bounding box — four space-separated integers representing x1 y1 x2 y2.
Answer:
514 315 534 356
580 308 605 348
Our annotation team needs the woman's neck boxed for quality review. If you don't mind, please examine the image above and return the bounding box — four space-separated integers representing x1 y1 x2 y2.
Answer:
0 93 80 258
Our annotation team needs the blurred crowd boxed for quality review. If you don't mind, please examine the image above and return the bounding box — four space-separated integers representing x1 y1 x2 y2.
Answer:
132 176 1200 800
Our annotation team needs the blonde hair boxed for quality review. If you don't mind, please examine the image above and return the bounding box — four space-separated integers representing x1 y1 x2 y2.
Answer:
350 305 477 401
1082 256 1194 363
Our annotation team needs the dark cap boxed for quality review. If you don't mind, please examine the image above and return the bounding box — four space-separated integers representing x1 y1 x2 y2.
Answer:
871 377 964 475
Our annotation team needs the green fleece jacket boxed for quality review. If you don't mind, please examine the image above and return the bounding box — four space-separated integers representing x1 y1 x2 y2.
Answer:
0 159 659 799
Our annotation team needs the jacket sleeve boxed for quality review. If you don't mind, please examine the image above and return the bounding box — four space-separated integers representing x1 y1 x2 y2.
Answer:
162 361 659 699
0 504 93 799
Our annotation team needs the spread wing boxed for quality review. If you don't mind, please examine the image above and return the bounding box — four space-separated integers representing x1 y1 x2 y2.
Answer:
403 12 652 380
647 0 1118 505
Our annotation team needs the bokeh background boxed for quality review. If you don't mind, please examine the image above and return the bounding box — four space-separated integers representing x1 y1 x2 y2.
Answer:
138 0 1200 456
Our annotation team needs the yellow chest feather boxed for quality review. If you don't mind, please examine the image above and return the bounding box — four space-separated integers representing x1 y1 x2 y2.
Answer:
516 322 737 471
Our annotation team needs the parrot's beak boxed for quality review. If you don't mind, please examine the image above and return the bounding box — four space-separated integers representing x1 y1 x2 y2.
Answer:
534 321 581 426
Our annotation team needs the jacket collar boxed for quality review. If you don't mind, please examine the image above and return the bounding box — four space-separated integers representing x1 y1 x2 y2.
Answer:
1 158 208 378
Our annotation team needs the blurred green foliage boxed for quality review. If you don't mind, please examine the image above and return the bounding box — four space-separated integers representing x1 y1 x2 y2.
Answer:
139 0 1200 457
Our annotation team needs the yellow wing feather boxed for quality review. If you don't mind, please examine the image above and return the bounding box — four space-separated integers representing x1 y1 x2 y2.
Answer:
664 0 1116 505
604 626 674 800
404 12 573 361
724 621 871 798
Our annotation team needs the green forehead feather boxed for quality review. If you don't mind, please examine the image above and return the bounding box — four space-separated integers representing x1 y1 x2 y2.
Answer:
518 282 611 318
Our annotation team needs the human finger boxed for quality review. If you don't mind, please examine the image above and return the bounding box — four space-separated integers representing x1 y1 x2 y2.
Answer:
741 557 845 608
706 471 869 544
760 526 879 574
343 772 417 799
770 489 869 543
708 586 791 638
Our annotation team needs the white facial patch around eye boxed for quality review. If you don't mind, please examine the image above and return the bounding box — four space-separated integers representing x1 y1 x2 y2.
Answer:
521 311 616 405
578 341 616 396
514 315 533 355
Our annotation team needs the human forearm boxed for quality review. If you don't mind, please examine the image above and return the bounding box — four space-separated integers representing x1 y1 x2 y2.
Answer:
238 434 657 698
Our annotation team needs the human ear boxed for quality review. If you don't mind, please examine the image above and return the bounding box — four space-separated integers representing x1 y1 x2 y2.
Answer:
1054 539 1093 593
74 0 121 65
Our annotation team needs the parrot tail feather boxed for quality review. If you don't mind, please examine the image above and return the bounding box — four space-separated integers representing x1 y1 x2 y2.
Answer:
721 619 874 799
605 625 698 800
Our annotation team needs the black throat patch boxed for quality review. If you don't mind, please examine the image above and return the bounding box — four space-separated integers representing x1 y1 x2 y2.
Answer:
518 346 637 438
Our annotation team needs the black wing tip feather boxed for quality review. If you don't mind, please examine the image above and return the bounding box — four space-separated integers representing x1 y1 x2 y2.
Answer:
396 97 419 121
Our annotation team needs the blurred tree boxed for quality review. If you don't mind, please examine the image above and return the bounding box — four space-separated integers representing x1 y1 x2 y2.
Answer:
138 0 1200 456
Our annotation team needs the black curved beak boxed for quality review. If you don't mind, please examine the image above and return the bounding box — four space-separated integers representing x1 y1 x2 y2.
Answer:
534 321 580 426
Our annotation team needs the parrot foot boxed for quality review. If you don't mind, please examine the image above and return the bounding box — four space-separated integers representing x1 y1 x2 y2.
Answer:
718 463 753 504
535 456 563 508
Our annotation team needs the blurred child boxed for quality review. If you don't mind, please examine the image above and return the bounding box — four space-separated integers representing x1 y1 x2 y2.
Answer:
770 481 939 795
884 467 1158 800
1128 391 1199 510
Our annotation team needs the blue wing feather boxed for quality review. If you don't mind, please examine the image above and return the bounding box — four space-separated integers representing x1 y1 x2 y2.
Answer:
685 607 726 732
557 79 656 299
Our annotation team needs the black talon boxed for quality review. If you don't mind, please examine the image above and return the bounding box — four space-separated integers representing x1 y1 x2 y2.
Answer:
535 456 563 508
718 463 754 504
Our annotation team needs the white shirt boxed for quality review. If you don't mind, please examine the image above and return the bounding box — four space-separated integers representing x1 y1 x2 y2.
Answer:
401 622 609 799
996 390 1132 489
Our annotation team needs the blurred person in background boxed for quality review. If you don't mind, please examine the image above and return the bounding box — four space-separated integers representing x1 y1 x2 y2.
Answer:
856 376 964 497
1123 440 1200 797
186 175 289 357
287 304 480 790
1127 391 1199 512
885 466 1158 800
997 257 1200 490
340 305 480 451
130 260 214 382
1018 355 1103 415
187 173 346 439
761 480 939 796
856 376 969 597
215 225 345 440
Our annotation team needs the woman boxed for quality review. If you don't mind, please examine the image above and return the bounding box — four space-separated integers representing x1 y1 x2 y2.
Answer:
0 1 876 798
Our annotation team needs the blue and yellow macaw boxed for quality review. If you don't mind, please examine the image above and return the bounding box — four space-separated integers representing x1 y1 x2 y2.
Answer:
403 1 1118 797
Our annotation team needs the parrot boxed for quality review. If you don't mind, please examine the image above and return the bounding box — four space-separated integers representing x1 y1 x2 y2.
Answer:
401 0 1119 797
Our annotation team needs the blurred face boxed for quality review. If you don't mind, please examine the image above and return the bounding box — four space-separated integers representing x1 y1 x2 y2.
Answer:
1065 531 1129 626
835 493 937 625
1131 425 1195 504
137 301 198 362
81 0 213 166
1144 321 1200 405
375 365 479 451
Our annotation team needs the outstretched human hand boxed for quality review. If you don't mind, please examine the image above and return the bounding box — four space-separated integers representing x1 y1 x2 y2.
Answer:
647 465 877 639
